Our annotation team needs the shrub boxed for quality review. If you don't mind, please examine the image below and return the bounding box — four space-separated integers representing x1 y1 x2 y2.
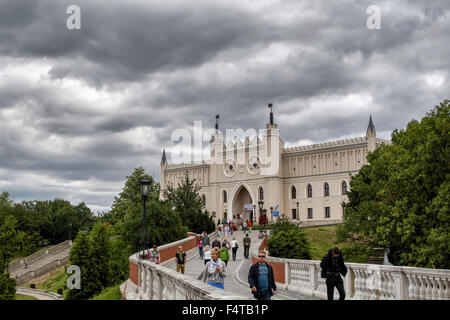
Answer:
268 229 311 260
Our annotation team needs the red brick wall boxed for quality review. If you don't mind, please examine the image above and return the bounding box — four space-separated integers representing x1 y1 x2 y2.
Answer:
129 233 200 285
159 236 197 262
130 262 138 285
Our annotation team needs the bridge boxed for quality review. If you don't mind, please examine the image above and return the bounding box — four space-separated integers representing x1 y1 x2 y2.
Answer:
121 231 450 300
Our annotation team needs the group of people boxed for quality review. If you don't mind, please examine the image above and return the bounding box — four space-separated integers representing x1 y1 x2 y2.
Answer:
149 231 348 301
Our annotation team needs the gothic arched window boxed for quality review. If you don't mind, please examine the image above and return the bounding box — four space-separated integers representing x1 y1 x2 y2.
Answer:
324 182 330 197
223 190 227 203
291 186 296 199
259 186 264 201
342 181 348 195
307 184 312 198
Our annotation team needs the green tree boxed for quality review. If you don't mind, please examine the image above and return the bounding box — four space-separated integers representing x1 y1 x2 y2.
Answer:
268 229 312 259
90 222 111 290
0 215 23 300
340 100 450 268
66 231 99 300
163 174 215 234
112 167 188 251
0 216 24 272
0 273 16 300
108 238 132 286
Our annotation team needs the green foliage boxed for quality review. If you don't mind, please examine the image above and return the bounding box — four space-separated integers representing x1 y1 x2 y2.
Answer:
0 273 16 300
0 216 24 271
268 229 311 260
112 167 188 251
0 192 96 258
66 231 99 300
108 238 131 286
163 174 215 234
90 222 111 289
90 284 122 300
272 214 300 235
340 100 450 268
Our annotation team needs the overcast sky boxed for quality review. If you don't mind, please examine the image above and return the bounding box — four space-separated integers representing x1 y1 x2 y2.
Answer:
0 0 448 213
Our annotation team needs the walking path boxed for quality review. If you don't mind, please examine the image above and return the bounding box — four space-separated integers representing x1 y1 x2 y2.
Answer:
163 230 321 300
15 287 63 300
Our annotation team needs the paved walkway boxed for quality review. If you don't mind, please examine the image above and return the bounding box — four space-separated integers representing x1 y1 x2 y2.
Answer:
164 230 321 300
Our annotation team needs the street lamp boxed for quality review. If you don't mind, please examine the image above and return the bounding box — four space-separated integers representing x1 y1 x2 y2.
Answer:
258 201 264 226
253 205 256 223
270 207 273 224
138 177 152 260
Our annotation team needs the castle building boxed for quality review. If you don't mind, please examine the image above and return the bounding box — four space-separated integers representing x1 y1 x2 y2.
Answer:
159 107 390 227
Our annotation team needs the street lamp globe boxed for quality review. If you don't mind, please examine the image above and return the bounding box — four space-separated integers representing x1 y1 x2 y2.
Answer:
258 200 264 212
140 177 152 199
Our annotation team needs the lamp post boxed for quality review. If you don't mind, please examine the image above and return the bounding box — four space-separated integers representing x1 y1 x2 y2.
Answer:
138 177 152 260
253 205 256 223
258 200 263 225
270 207 273 224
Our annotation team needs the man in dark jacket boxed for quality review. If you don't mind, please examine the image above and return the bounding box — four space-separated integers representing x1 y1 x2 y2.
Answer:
248 250 277 300
320 247 347 300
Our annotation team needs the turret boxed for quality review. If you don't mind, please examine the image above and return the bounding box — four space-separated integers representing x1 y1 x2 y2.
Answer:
366 114 376 152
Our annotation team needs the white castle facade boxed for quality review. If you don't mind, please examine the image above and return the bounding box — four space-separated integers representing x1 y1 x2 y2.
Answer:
159 109 390 227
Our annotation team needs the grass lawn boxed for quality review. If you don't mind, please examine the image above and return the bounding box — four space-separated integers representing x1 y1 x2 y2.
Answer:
303 225 343 260
302 225 369 263
20 265 69 299
90 285 122 300
15 294 38 300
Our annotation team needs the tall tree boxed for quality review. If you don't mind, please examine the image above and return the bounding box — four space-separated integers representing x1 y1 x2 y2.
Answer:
66 231 99 300
0 215 23 300
339 100 450 268
111 167 188 251
90 222 111 290
163 174 215 234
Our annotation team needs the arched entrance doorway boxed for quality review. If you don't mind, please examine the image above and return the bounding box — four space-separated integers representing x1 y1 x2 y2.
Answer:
230 183 255 224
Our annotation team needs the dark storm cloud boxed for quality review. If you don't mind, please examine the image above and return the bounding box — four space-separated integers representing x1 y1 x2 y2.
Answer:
0 0 448 211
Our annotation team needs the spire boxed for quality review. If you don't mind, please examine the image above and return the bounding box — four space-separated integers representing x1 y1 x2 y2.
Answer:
215 114 219 130
366 114 376 136
268 103 273 125
161 149 167 166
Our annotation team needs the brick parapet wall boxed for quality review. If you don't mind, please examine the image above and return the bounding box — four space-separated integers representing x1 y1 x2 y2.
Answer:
129 232 203 285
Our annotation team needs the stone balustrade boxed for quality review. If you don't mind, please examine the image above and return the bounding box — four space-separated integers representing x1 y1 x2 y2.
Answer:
256 249 450 300
122 232 248 300
8 240 72 272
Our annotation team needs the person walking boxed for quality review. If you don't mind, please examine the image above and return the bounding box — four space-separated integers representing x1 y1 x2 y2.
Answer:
224 224 229 238
220 246 230 266
248 220 253 233
149 245 160 264
203 247 226 289
175 246 186 274
222 237 231 250
243 233 251 259
203 245 211 265
320 247 348 300
212 238 221 249
248 250 277 300
243 220 247 232
198 238 204 259
231 237 239 261
201 231 210 247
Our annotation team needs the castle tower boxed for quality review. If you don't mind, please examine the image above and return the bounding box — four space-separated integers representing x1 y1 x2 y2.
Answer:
159 149 168 200
366 114 376 152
